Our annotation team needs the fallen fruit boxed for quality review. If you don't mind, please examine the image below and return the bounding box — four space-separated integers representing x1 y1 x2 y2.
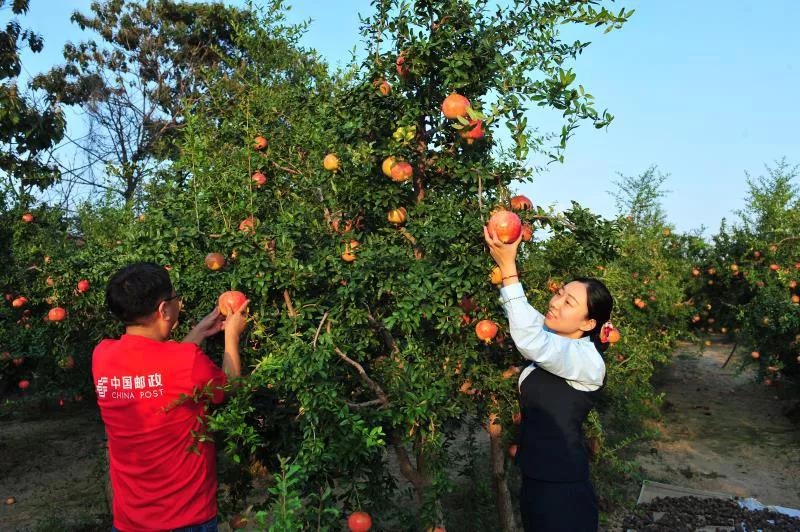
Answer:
218 291 247 316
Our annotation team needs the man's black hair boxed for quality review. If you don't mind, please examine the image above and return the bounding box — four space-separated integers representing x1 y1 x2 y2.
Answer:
106 262 174 325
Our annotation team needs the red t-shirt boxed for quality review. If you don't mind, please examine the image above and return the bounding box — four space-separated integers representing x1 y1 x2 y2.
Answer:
92 334 227 531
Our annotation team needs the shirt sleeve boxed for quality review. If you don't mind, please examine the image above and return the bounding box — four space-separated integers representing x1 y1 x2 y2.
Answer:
499 282 605 387
190 347 228 405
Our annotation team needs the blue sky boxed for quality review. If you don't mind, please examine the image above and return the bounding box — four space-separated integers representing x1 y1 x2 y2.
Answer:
16 0 799 234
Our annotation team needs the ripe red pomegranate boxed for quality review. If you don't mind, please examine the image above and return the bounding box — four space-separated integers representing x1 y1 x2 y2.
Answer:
251 171 267 187
460 119 484 143
347 511 372 532
396 52 408 77
475 319 498 344
253 136 268 150
218 291 247 316
488 210 522 243
441 93 470 119
11 296 27 308
48 307 67 322
21 213 34 223
510 195 533 211
390 161 413 182
521 224 533 242
77 279 90 293
18 380 30 390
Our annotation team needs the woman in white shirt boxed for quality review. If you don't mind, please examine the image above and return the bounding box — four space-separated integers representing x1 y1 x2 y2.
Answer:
484 225 613 532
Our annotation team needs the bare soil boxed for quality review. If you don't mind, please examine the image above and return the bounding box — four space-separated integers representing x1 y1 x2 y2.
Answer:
0 402 109 531
629 339 800 509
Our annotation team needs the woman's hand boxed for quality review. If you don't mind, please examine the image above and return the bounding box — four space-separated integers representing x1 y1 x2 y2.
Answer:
484 224 522 284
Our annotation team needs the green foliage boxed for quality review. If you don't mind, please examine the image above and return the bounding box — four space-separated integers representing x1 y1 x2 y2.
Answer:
0 1 708 529
687 159 800 385
0 0 65 191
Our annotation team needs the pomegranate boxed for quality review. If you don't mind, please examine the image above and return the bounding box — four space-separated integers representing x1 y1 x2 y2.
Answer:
441 93 470 119
48 307 67 322
253 136 268 150
390 161 413 182
387 207 407 225
251 171 267 187
342 240 359 262
218 291 247 316
475 319 498 344
510 195 533 211
460 119 484 144
347 511 372 532
487 210 522 243
205 252 226 271
381 156 396 177
77 279 90 293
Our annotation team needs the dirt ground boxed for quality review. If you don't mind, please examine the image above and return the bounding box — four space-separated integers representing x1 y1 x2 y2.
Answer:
1 338 798 531
628 339 800 510
0 403 109 531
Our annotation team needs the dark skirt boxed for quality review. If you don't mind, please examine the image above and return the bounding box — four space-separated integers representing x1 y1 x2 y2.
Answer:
520 476 598 532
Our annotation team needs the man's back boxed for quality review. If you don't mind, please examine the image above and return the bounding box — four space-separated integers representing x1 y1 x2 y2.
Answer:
93 333 226 531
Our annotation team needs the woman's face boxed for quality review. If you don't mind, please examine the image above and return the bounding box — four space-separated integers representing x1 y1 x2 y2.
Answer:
543 281 596 339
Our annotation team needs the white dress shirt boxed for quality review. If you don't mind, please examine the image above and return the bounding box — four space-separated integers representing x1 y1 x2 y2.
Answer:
499 282 606 392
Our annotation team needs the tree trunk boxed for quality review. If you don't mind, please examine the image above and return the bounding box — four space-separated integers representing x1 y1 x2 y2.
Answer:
490 429 519 532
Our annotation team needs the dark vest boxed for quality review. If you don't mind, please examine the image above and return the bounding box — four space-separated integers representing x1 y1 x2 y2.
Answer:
516 364 602 481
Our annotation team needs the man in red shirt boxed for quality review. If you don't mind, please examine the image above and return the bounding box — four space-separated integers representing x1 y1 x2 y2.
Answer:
93 262 248 531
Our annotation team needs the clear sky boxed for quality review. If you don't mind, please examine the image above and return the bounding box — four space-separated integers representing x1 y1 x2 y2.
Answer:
16 0 800 235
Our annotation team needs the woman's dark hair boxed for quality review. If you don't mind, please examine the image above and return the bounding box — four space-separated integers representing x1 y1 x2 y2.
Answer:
106 262 174 325
571 277 613 353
